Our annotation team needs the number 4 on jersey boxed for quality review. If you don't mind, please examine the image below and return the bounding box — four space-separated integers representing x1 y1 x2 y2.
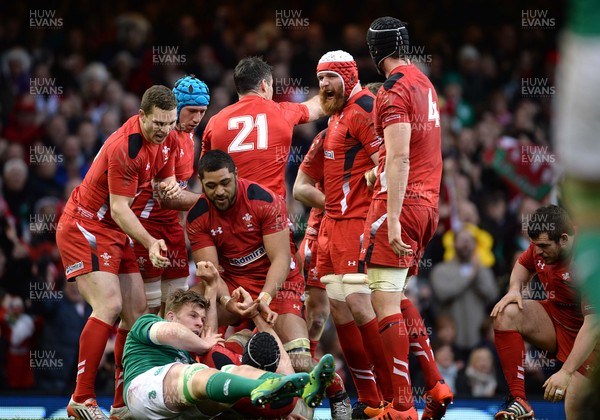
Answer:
428 88 440 127
228 114 269 153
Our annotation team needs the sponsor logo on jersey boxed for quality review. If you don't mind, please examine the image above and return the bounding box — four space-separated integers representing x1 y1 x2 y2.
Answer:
324 150 335 160
66 261 84 275
229 246 266 266
537 260 545 270
211 227 223 236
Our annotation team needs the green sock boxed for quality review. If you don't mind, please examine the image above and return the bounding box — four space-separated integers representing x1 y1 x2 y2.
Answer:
259 372 281 380
205 372 263 404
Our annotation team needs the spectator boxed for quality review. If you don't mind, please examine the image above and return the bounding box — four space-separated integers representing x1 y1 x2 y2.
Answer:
457 347 498 397
431 228 498 359
0 295 35 389
32 269 91 394
434 343 462 395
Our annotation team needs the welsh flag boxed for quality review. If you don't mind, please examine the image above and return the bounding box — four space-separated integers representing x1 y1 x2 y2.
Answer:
483 136 555 201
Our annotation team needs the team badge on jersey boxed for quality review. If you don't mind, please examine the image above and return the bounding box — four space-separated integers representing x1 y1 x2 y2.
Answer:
100 252 112 266
242 213 254 230
162 145 170 162
137 256 147 271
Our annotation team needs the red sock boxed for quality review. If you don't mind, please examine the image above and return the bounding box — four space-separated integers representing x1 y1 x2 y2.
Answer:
401 299 443 390
494 329 526 399
112 328 129 408
335 320 380 407
358 318 394 401
378 313 413 411
73 317 114 402
310 339 318 358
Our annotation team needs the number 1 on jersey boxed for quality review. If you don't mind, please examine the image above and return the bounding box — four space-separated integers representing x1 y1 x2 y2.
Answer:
228 114 269 153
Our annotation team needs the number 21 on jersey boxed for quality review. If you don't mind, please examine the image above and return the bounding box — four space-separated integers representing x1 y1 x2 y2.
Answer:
228 114 269 153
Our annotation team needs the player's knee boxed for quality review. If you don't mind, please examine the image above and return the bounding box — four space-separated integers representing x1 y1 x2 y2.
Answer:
493 303 521 329
308 316 326 333
144 281 162 309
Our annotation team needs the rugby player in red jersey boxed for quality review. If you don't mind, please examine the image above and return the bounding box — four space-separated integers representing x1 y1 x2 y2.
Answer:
186 150 309 370
491 205 598 420
56 85 181 420
294 50 398 419
131 76 209 316
201 56 324 199
186 150 352 419
359 17 453 419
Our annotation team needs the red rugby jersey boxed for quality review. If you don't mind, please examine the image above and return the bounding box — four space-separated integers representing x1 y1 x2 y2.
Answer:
202 95 309 198
132 129 195 224
372 64 442 208
63 115 176 228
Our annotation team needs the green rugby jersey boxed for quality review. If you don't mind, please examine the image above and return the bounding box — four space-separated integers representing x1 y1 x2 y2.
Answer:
122 314 195 398
568 0 600 36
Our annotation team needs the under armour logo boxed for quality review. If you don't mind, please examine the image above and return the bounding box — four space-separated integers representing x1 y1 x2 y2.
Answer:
348 261 357 266
293 304 301 310
211 227 223 236
537 260 545 270
562 272 570 281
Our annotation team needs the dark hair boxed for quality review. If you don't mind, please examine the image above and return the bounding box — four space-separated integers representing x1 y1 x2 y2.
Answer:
233 57 273 95
527 204 574 243
140 85 177 114
198 150 237 179
165 289 209 314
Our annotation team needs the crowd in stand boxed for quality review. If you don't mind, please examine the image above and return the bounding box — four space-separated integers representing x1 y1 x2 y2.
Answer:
0 0 561 398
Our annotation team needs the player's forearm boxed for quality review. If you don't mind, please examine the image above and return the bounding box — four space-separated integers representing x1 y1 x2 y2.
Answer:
386 153 410 219
562 315 599 375
202 283 219 335
508 262 534 293
111 201 155 249
303 95 325 121
293 183 325 209
262 257 290 302
158 190 200 211
150 322 213 354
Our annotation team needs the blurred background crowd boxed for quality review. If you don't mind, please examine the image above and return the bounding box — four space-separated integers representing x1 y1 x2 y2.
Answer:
0 0 565 400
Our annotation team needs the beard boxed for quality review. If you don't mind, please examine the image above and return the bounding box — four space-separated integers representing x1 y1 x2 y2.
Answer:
319 88 346 115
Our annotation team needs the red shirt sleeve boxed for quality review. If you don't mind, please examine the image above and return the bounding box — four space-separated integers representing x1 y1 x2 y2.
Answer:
107 141 141 197
201 118 213 156
186 200 215 252
256 193 288 236
299 131 324 182
517 243 536 271
276 101 310 127
378 83 411 130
